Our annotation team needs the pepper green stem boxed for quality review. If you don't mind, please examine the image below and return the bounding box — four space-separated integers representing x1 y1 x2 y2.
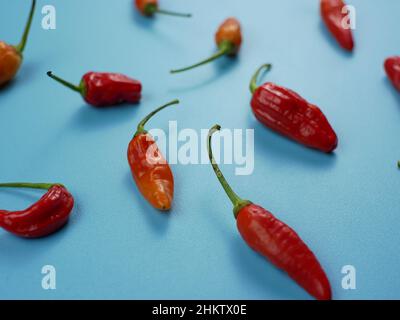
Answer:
170 41 234 74
135 99 180 136
15 0 36 54
0 183 61 191
207 125 252 218
47 71 84 95
398 161 400 169
250 63 272 94
145 4 191 17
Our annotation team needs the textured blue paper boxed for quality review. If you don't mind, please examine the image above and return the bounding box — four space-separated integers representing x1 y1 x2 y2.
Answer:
0 0 399 300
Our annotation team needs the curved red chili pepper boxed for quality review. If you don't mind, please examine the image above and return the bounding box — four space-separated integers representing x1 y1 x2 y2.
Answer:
207 125 332 300
384 56 400 92
171 18 242 73
320 0 354 51
250 64 338 153
135 0 191 18
0 0 36 87
0 183 74 238
46 71 142 107
127 100 178 211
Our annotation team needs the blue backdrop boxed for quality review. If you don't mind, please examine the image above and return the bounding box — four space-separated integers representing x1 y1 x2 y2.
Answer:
0 0 399 300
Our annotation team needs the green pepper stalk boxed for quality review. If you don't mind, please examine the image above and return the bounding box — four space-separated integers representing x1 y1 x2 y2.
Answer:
170 18 242 74
135 99 180 137
250 64 272 94
15 0 36 54
0 182 63 190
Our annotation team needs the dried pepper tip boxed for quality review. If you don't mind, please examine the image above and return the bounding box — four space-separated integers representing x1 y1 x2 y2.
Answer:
207 125 252 218
15 0 36 54
250 64 272 94
47 71 86 96
135 99 180 136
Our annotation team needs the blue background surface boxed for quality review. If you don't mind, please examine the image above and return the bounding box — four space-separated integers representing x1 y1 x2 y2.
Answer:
0 0 400 300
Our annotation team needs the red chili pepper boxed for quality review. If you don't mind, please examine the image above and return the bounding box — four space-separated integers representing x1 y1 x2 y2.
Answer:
46 71 142 107
127 100 178 211
320 0 354 51
135 0 191 18
171 18 242 73
384 56 400 92
0 183 74 238
250 64 338 153
0 0 36 87
207 125 332 300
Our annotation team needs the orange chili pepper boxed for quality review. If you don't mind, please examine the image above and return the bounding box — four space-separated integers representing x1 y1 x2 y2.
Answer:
171 17 242 73
0 0 36 87
127 100 179 211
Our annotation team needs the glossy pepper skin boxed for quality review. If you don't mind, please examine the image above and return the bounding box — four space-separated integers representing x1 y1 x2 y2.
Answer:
171 18 242 73
47 71 142 107
384 56 400 92
0 0 36 87
321 0 354 51
0 183 74 238
135 0 191 18
128 100 178 211
207 125 332 300
250 64 338 153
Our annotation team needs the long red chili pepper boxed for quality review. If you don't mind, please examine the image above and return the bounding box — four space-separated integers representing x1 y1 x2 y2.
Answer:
0 183 74 238
135 0 191 18
320 0 354 51
250 64 338 153
171 18 242 73
47 71 142 107
127 100 178 211
207 125 332 300
384 56 400 92
0 0 36 87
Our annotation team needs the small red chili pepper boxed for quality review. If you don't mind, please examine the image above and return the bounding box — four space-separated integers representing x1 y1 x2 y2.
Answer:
0 0 36 87
207 125 332 300
171 18 242 73
135 0 191 18
46 71 142 107
127 100 178 211
0 183 74 238
384 56 400 92
320 0 354 52
250 64 338 153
